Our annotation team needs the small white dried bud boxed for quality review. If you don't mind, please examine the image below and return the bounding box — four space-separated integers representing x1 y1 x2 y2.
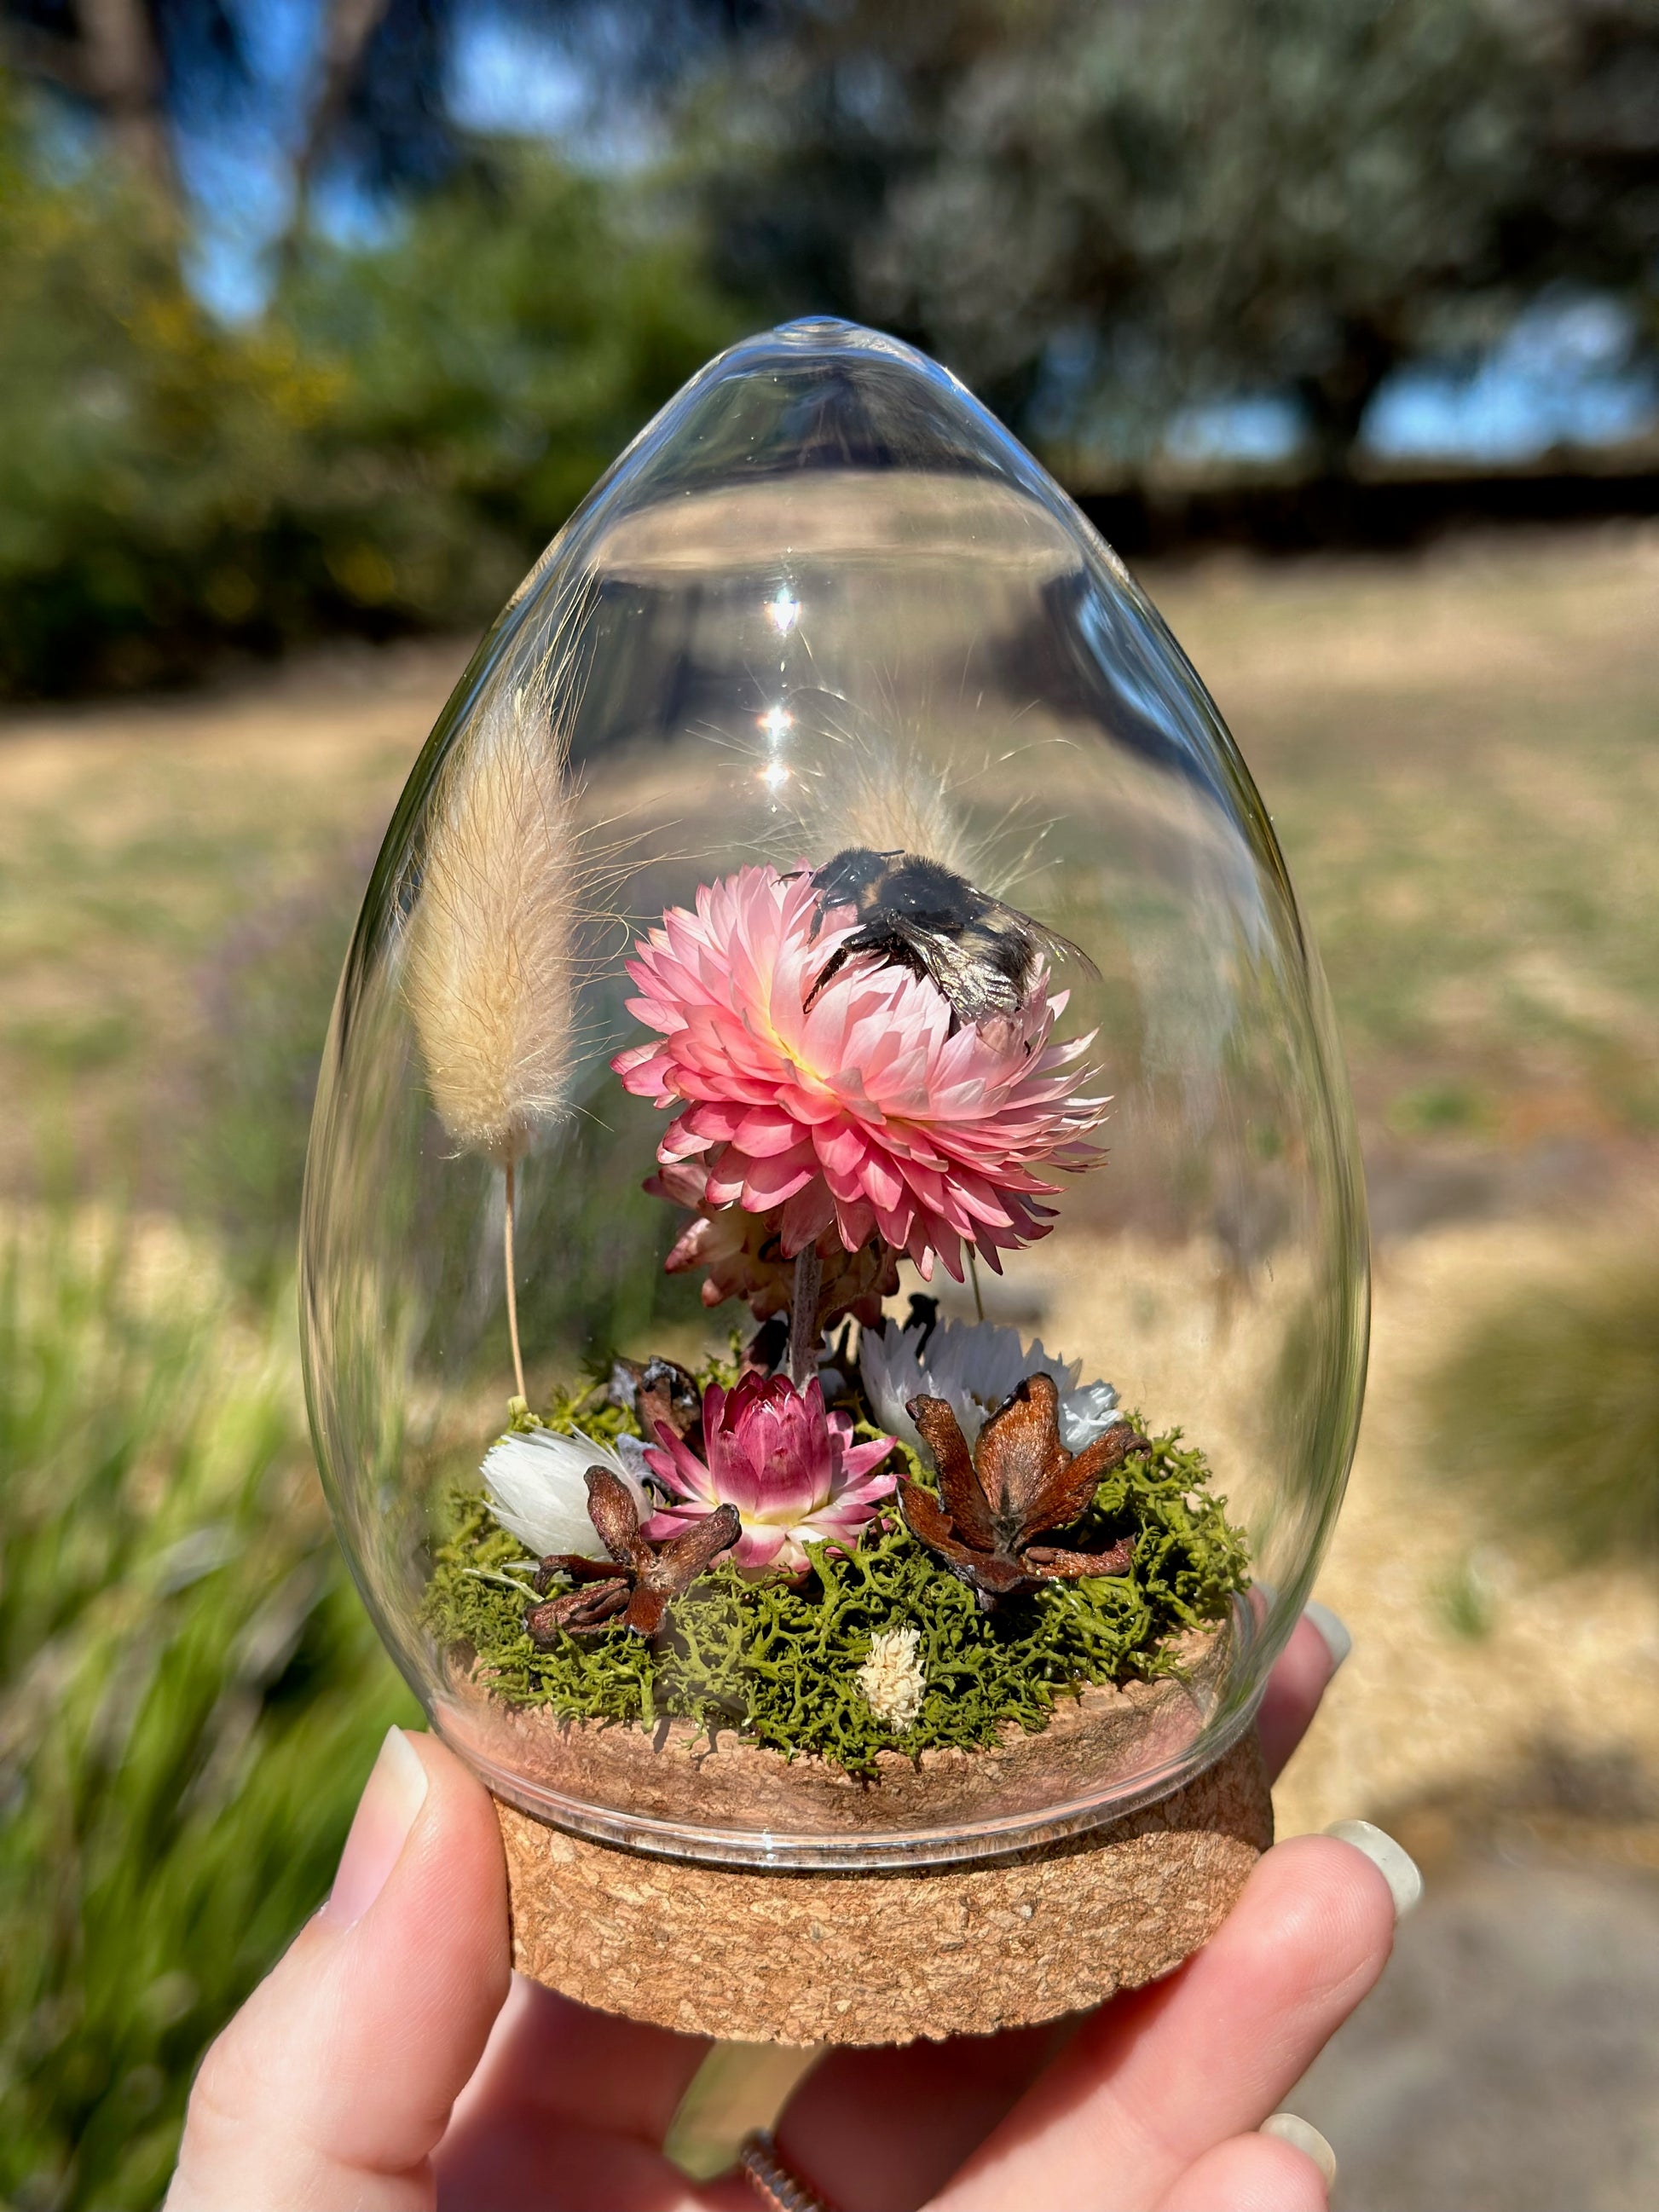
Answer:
857 1625 927 1730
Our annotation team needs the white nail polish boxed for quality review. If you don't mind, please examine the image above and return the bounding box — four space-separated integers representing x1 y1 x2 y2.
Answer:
1304 1600 1351 1672
1262 2111 1338 2187
1324 1817 1423 1918
325 1726 429 1926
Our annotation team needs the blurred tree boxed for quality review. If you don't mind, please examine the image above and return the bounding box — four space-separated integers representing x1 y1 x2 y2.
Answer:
0 0 243 199
0 72 738 692
280 147 738 570
0 75 332 688
691 0 1659 473
0 0 780 224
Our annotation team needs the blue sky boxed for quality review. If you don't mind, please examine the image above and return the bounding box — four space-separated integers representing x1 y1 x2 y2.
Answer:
1168 293 1658 469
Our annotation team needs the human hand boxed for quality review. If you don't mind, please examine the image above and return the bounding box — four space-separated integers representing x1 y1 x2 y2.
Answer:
166 1608 1409 2211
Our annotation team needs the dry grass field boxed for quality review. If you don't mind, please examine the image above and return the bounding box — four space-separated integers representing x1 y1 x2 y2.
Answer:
4 526 1656 1833
3 522 1656 2207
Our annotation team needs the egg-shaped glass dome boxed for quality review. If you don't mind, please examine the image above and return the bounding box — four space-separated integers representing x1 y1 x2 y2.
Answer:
300 319 1367 1868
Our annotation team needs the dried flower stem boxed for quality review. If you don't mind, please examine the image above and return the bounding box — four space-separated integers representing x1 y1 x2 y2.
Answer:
503 1156 526 1403
788 1243 822 1390
968 1246 986 1324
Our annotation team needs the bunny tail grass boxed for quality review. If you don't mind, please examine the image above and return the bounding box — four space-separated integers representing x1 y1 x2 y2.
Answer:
404 671 583 1164
405 637 595 1391
773 692 993 886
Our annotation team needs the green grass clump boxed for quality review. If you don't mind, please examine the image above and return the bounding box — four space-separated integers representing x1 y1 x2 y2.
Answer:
1427 1256 1659 1568
423 1424 1248 1776
0 1213 416 2211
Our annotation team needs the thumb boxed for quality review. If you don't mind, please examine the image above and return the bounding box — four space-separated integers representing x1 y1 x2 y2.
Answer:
167 1728 511 2212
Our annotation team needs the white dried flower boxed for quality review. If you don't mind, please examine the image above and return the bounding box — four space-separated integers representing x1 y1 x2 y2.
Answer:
860 1316 1124 1465
857 1625 927 1730
482 1427 652 1561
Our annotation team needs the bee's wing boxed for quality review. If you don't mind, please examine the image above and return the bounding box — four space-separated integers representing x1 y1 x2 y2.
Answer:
893 921 1025 1025
1008 907 1100 979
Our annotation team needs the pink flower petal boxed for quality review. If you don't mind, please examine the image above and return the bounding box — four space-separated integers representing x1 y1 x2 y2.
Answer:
632 1374 897 1580
609 862 1106 1284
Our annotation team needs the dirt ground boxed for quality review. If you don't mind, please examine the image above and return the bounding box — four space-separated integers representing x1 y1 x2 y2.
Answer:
1277 1211 1659 2208
3 523 1657 2208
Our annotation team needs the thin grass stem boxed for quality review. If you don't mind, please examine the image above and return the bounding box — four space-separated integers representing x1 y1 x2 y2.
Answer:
503 1156 527 1403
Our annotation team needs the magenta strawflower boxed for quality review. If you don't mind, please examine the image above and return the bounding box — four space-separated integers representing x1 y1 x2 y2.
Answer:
643 1373 897 1576
612 863 1105 1280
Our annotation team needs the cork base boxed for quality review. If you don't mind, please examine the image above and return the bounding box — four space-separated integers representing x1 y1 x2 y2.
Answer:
494 1734 1272 2045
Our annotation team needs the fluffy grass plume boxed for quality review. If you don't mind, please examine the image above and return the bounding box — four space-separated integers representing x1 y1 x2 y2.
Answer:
781 697 1061 939
798 724 987 881
404 665 585 1168
404 637 597 1395
782 696 1004 890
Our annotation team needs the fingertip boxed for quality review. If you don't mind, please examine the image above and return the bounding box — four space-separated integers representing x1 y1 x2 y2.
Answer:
1323 1817 1424 1920
1257 1611 1343 1781
1230 1832 1399 2007
325 1725 430 1928
1261 2111 1338 2186
349 1724 512 2057
1156 2129 1330 2212
1303 1602 1351 1672
171 1729 511 2209
398 1729 512 1917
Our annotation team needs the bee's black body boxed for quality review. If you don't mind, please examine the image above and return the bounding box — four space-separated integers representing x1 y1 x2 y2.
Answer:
805 846 1089 1031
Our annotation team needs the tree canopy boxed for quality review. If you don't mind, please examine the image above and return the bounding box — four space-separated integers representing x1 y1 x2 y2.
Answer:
689 0 1659 469
0 72 737 692
0 0 1654 692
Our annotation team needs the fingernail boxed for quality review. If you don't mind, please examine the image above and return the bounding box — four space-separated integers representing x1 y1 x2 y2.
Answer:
1304 1601 1351 1672
1323 1817 1423 1918
1261 2112 1338 2187
325 1727 429 1928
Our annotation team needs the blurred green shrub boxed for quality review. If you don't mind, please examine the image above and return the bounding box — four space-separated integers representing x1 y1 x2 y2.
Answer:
0 1210 417 2209
1428 1256 1659 1568
0 78 740 696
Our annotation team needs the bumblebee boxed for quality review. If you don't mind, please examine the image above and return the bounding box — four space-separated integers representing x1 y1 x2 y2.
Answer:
804 846 1092 1031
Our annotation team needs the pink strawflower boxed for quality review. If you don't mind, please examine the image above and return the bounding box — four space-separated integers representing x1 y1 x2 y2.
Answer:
643 1374 897 1576
613 864 1105 1280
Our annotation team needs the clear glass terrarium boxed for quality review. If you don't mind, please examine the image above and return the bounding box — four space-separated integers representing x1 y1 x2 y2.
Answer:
300 318 1367 1871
